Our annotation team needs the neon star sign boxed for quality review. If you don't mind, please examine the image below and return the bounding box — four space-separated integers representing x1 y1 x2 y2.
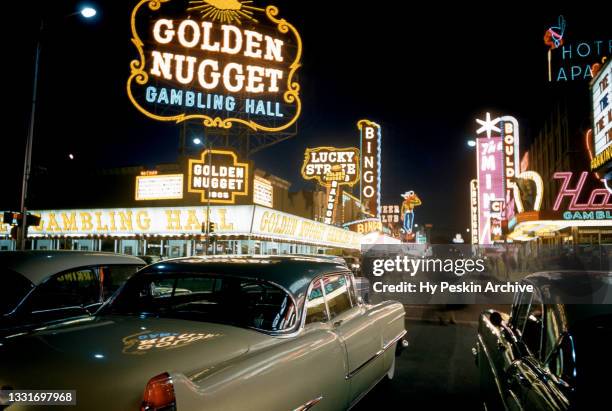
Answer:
475 112 501 138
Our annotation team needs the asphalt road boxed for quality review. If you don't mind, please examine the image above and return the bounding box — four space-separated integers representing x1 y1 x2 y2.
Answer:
352 316 482 410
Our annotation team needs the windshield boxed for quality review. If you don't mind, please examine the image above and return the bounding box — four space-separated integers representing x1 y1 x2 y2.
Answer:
101 272 298 333
0 269 34 315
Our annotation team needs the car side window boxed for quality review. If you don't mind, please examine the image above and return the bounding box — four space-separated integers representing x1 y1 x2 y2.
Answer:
305 279 329 324
323 274 353 320
99 265 143 300
29 268 100 312
344 274 358 306
545 333 576 385
514 290 544 358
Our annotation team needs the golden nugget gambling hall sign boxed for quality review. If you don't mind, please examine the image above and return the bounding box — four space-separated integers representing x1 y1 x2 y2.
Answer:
128 0 302 132
188 149 249 203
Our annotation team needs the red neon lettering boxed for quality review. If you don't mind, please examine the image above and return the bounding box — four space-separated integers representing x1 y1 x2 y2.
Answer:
553 171 612 210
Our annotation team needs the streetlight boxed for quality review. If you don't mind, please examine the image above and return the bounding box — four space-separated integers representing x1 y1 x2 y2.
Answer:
80 7 97 18
193 137 202 145
18 6 98 250
467 140 476 148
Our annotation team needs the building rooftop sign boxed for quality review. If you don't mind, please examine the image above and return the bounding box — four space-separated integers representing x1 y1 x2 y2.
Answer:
128 0 302 132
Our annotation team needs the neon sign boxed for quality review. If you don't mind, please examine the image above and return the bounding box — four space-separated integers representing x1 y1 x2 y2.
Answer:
188 149 249 203
490 200 504 242
400 191 421 234
358 120 381 217
475 113 507 244
470 179 479 244
553 171 612 213
301 147 359 225
544 16 566 50
128 0 302 132
591 60 612 167
544 19 610 83
344 218 382 234
300 147 360 187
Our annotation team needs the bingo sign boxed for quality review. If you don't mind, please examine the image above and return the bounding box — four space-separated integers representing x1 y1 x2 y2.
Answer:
301 147 359 225
128 0 302 132
358 120 382 217
188 149 249 203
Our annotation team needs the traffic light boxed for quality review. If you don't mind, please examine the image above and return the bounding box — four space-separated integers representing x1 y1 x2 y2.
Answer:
3 212 21 225
201 221 216 233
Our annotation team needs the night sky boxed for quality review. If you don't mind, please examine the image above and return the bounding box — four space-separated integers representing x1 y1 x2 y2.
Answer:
4 1 612 239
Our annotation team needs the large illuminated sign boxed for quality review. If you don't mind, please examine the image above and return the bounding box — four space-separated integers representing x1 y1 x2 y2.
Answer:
343 218 382 234
300 147 360 187
475 113 506 244
591 60 611 167
18 206 362 249
543 17 610 82
188 149 249 203
135 174 184 200
474 113 520 244
301 146 359 225
553 171 612 212
128 0 302 132
358 120 381 217
253 176 273 208
470 179 479 244
400 191 421 234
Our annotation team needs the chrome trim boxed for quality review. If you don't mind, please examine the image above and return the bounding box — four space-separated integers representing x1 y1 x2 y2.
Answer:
292 395 323 411
345 329 407 379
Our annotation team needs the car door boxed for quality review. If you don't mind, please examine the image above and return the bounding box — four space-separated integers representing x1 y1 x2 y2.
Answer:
503 288 545 411
516 306 572 411
323 272 383 405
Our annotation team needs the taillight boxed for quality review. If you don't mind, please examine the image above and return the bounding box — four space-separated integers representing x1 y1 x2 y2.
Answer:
141 372 176 411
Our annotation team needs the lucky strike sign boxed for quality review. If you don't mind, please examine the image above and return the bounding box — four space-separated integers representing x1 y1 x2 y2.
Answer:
128 0 302 132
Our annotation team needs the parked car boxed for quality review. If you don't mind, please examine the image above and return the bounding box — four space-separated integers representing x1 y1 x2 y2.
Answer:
0 255 406 411
473 271 612 411
0 251 144 339
137 254 163 265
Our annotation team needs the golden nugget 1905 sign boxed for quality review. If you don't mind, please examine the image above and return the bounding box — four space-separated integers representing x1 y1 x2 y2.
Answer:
128 0 302 132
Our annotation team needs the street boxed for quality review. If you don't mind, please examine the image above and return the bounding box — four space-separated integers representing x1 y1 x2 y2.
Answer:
354 315 481 410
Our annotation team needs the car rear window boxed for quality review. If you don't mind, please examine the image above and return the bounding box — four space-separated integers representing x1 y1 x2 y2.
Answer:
0 269 34 315
103 273 298 333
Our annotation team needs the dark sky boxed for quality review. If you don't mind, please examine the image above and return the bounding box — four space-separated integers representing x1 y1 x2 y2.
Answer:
4 1 611 238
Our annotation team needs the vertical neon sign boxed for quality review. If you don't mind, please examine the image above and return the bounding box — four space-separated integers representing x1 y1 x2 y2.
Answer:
470 179 479 244
475 113 506 244
358 120 382 217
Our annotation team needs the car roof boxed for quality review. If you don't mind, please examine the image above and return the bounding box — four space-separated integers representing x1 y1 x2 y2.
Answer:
0 251 145 285
524 271 612 329
139 255 350 299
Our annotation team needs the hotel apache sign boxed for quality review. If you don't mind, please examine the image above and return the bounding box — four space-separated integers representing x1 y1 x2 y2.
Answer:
301 147 360 225
128 0 302 132
188 149 249 203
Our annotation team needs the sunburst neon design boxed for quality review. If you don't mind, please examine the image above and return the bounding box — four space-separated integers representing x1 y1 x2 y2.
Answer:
187 0 264 24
